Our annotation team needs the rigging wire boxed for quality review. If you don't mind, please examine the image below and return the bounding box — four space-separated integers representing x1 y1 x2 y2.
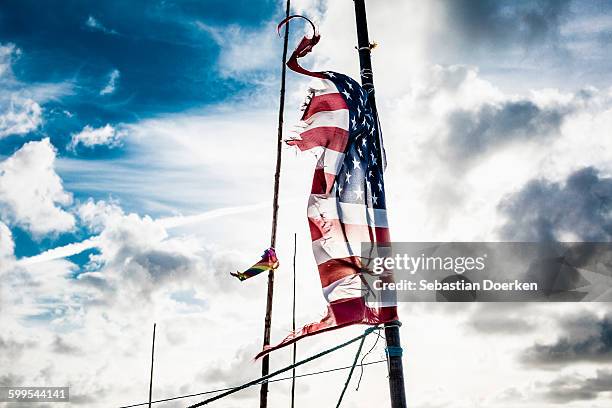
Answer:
117 359 387 408
355 330 384 391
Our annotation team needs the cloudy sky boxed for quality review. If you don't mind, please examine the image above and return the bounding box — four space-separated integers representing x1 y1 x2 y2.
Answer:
1 0 612 407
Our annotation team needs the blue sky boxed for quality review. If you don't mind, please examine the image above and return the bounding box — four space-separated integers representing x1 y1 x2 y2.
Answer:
1 1 612 407
0 0 282 157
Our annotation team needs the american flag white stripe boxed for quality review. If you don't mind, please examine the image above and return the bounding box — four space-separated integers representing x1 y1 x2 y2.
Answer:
311 237 358 265
312 148 345 175
309 78 343 96
298 109 349 133
322 274 364 302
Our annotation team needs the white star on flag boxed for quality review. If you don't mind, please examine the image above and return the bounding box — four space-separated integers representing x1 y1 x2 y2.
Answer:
354 187 364 200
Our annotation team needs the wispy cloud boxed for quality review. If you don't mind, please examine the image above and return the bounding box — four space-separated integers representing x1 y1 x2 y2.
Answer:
0 43 73 139
0 43 42 138
157 201 271 228
85 16 117 35
194 21 278 79
99 69 120 95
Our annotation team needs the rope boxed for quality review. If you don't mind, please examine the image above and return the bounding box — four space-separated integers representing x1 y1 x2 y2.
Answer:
186 326 380 408
386 346 403 357
355 329 383 391
335 334 367 407
117 359 387 408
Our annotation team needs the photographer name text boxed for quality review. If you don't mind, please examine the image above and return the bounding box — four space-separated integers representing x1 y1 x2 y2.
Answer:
373 279 538 292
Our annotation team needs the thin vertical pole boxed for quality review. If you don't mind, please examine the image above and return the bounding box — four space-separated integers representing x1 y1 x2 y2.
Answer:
148 323 156 408
260 1 291 407
352 1 407 408
290 233 297 408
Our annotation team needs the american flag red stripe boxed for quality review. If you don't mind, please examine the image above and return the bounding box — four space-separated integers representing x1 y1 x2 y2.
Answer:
303 93 348 120
310 169 335 194
288 125 349 152
316 257 362 287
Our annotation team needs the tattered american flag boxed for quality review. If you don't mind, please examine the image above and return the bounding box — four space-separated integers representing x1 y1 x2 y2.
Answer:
257 16 397 358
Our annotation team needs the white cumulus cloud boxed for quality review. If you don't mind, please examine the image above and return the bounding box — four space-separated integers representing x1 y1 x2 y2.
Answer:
0 95 42 138
0 138 75 236
0 221 14 261
68 124 124 150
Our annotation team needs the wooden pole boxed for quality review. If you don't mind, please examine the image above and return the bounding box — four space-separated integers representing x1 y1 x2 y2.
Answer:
352 1 407 407
353 0 377 110
384 322 407 408
290 233 297 408
260 1 291 407
148 323 156 408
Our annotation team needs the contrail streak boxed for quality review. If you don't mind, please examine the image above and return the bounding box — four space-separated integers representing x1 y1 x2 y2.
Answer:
17 201 275 266
157 201 269 229
18 237 100 266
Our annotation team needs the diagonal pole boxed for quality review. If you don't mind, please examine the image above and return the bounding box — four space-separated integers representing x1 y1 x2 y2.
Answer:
260 1 291 408
290 233 297 408
352 1 407 408
148 323 156 408
335 335 367 407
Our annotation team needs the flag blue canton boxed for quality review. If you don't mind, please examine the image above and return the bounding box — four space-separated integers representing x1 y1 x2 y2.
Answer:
326 71 387 211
